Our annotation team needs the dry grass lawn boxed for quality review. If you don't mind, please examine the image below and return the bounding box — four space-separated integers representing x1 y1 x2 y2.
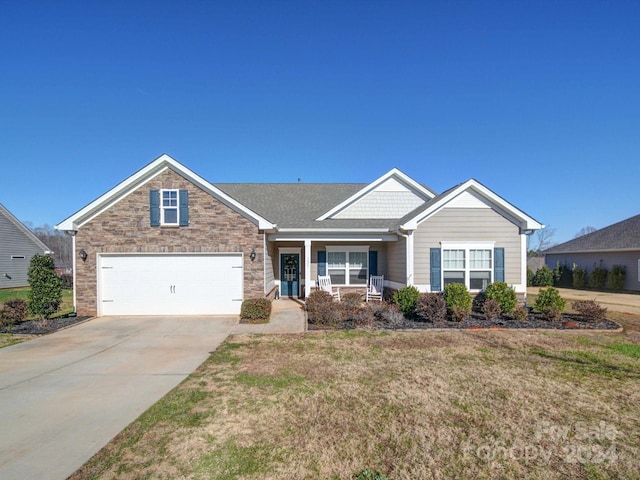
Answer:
71 313 640 480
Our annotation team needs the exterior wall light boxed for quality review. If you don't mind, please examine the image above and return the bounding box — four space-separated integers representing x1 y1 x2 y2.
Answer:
249 248 256 261
79 249 88 262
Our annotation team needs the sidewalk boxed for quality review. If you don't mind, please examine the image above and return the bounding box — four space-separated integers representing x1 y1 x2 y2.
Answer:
231 298 306 334
527 287 640 316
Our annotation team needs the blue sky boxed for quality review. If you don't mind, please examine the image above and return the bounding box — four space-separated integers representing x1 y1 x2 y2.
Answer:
2 0 639 245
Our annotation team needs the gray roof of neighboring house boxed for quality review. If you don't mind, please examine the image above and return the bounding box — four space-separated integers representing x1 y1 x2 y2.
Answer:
213 183 414 229
544 214 640 254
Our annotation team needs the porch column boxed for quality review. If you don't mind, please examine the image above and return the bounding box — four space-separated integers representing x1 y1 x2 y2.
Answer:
304 239 312 298
406 230 414 286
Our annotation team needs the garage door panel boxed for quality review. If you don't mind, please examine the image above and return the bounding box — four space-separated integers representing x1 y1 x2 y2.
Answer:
99 254 244 316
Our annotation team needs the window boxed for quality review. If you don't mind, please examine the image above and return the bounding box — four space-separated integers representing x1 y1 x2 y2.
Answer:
161 190 179 225
327 247 368 285
442 242 494 290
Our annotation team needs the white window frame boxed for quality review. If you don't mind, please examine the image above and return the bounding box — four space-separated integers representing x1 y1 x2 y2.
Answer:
326 246 370 286
161 189 179 226
441 242 495 291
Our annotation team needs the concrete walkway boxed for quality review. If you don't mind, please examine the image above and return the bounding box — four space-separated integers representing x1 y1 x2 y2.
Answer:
232 298 307 334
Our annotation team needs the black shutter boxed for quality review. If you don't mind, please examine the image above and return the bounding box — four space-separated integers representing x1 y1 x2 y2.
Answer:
150 190 160 226
179 190 189 226
430 248 441 292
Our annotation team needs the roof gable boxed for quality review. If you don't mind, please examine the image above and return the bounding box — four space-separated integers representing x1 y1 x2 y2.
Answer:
0 203 51 253
316 168 436 221
545 214 640 254
55 154 274 231
401 179 544 231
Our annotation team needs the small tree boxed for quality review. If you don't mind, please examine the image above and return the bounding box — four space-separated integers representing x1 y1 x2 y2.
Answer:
28 254 62 322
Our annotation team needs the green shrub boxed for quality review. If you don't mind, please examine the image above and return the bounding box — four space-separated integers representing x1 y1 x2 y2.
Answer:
392 286 420 318
527 268 535 287
28 254 62 320
240 298 272 320
482 299 501 321
572 299 607 321
533 287 566 321
553 264 572 287
415 292 447 322
532 265 554 286
484 282 517 314
608 265 626 290
353 469 389 480
306 290 342 327
588 264 608 289
511 305 529 321
444 283 472 321
572 266 587 288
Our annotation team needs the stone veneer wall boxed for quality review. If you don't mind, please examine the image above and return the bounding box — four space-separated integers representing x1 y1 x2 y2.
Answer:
74 169 264 316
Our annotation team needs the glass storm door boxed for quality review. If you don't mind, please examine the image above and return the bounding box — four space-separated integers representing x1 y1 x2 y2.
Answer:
280 254 299 297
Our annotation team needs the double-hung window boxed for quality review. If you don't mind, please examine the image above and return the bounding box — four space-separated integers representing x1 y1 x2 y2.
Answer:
327 246 368 285
442 242 494 291
161 189 179 225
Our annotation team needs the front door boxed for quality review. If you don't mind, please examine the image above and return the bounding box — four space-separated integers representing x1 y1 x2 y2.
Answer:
280 253 299 297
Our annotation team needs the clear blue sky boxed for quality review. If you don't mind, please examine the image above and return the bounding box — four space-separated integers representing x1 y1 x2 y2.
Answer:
2 0 639 245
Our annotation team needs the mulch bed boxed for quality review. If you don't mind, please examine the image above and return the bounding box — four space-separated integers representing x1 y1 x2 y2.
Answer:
0 316 92 335
309 313 621 331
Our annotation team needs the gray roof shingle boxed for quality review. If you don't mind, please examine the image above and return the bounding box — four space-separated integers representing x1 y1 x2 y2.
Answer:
213 183 420 229
544 214 640 253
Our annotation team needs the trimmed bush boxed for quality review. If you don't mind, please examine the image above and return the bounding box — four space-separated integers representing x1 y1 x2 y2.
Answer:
415 292 447 322
380 303 405 326
532 265 554 287
240 298 271 320
608 265 626 290
511 305 529 321
572 266 587 288
341 292 363 310
482 299 501 321
484 282 517 314
306 290 342 327
443 283 472 321
1 298 28 327
533 287 566 321
392 286 420 318
572 300 607 322
588 264 608 289
28 254 62 320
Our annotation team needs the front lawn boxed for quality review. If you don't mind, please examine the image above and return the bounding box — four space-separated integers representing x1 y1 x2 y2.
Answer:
0 287 73 320
71 312 640 479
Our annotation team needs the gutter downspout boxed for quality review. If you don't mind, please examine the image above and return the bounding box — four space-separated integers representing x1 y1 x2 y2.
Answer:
396 228 414 287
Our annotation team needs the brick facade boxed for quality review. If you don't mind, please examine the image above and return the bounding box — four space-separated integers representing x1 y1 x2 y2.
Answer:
75 169 264 316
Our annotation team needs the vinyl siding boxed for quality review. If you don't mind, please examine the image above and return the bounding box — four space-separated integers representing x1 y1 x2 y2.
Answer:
264 239 276 293
386 237 406 285
546 251 640 292
414 207 522 287
0 212 49 288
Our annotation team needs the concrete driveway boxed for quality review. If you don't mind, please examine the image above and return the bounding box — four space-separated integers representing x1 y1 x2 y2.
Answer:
0 315 237 480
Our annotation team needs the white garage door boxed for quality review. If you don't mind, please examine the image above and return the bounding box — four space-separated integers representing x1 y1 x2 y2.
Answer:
98 254 243 315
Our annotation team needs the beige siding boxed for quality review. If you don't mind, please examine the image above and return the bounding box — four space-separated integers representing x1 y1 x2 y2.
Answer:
264 239 276 294
386 237 406 284
415 207 522 287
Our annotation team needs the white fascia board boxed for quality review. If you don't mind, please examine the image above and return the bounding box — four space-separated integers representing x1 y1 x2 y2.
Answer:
316 168 436 221
401 179 544 231
55 154 275 231
268 232 398 242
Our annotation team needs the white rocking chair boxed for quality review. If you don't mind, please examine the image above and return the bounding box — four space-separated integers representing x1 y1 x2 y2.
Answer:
366 275 384 302
318 275 340 301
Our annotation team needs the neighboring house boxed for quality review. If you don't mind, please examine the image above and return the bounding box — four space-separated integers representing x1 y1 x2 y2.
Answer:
0 203 52 289
55 154 543 317
544 214 640 291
